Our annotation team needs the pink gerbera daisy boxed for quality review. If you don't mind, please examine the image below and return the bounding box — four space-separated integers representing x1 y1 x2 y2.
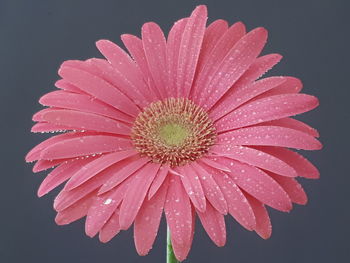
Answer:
26 5 322 262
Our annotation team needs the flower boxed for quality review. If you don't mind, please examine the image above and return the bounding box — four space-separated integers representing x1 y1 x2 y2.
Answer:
26 5 322 261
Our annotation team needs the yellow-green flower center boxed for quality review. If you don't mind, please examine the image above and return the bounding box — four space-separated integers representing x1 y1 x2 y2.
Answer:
158 123 189 146
131 98 216 167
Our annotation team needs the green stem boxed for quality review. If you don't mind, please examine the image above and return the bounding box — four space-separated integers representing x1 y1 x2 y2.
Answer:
167 226 179 263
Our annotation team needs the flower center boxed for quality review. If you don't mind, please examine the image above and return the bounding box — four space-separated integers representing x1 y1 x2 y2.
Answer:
131 98 216 167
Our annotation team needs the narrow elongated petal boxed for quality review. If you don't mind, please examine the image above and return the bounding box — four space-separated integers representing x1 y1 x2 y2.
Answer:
26 132 99 162
191 162 228 214
210 54 283 119
196 27 268 110
268 173 307 205
54 159 132 211
119 163 160 230
164 175 193 261
148 165 170 199
178 165 206 212
38 158 96 197
55 79 82 93
197 201 226 246
85 182 130 237
177 5 207 97
211 168 256 230
39 90 133 123
99 157 150 194
217 94 319 132
40 135 132 160
210 145 297 177
218 157 292 211
218 126 322 150
40 109 131 135
166 18 188 97
195 19 229 73
55 192 96 225
253 146 320 179
65 150 137 190
120 34 159 100
260 118 319 137
99 210 121 243
95 40 151 101
58 66 139 116
134 179 168 256
192 21 246 98
247 195 272 239
142 22 168 98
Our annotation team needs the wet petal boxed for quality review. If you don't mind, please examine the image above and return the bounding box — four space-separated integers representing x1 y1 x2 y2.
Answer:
148 165 170 199
119 163 160 230
247 195 272 239
177 5 207 97
134 179 168 256
210 145 297 177
197 201 226 246
142 22 168 98
40 135 132 160
99 210 121 243
218 126 322 150
216 94 319 132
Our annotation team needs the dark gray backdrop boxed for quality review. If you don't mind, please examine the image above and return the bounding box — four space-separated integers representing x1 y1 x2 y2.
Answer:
1 0 348 262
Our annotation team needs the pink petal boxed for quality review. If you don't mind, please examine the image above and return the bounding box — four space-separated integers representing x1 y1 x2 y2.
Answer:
246 195 272 239
268 173 307 205
120 34 158 100
119 163 160 230
195 19 229 75
141 22 168 98
218 157 292 212
199 157 231 172
210 54 283 119
196 27 268 110
58 65 139 116
192 21 246 99
40 109 131 135
55 191 96 225
86 58 149 108
254 76 303 100
98 157 150 195
40 135 132 160
210 145 297 177
216 94 319 132
26 132 98 162
148 165 170 199
31 122 77 133
38 158 96 197
197 201 226 247
253 146 320 179
177 165 206 212
164 175 193 261
260 118 319 137
33 158 67 172
55 79 82 93
177 5 207 97
191 162 228 214
40 86 134 123
166 18 188 97
134 179 168 256
65 150 137 191
85 182 130 237
210 167 256 230
217 126 322 150
99 210 121 243
210 76 286 121
54 159 133 211
95 39 152 103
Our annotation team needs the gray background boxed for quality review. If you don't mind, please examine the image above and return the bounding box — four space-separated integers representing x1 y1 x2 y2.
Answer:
1 0 348 262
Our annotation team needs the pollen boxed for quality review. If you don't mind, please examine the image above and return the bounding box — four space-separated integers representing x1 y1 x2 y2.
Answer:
131 98 216 167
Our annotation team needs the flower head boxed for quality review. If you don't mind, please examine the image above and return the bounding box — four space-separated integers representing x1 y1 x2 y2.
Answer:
26 5 321 261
